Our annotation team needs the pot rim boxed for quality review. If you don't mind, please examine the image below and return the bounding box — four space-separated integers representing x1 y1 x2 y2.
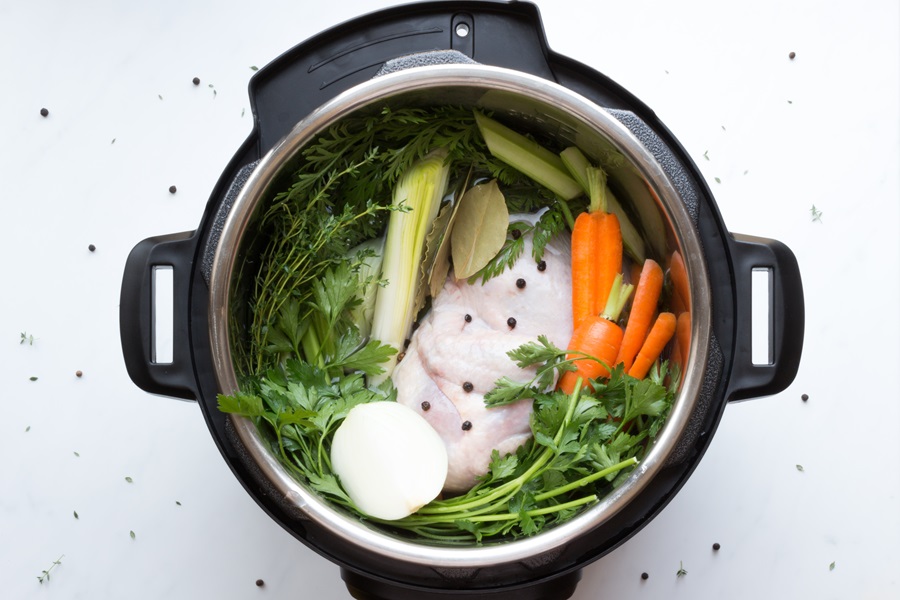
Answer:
208 63 711 568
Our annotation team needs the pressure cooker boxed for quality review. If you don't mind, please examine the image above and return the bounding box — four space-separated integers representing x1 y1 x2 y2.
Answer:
120 2 804 598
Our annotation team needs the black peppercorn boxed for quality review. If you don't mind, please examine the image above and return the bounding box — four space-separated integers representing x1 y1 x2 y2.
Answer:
255 579 265 587
75 370 83 378
421 401 431 411
511 228 522 240
396 351 406 363
789 51 796 60
464 314 472 323
801 393 809 402
537 260 546 272
40 108 49 117
192 77 201 85
461 420 472 431
88 244 96 252
507 317 517 329
404 338 411 348
462 382 474 393
641 572 649 581
713 542 721 551
516 278 526 289
169 185 177 194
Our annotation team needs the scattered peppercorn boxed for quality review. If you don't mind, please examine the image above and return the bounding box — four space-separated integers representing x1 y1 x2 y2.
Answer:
193 77 201 85
537 260 547 272
40 108 49 117
421 401 431 411
713 542 721 551
404 338 411 348
461 420 472 431
511 228 522 240
516 278 526 289
801 393 809 402
396 351 405 363
507 317 517 329
255 579 265 587
789 51 796 60
169 185 177 194
464 314 472 323
88 244 96 252
462 381 474 393
641 572 649 581
75 370 83 378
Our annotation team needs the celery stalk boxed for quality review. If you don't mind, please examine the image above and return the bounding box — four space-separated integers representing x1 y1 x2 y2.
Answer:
474 111 582 200
369 149 451 384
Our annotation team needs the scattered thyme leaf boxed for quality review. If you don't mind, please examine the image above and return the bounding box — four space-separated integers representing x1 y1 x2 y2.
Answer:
714 177 721 184
25 425 31 432
796 464 805 472
37 555 64 584
73 451 80 457
241 107 245 117
20 332 35 345
29 376 38 382
125 476 133 483
703 150 709 161
250 65 259 71
175 500 182 506
677 561 687 577
73 510 79 519
810 204 823 223
111 138 116 144
829 561 835 571
129 530 136 540
158 94 163 101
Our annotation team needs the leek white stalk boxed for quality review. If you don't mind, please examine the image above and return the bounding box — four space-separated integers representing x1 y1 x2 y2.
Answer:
369 148 451 384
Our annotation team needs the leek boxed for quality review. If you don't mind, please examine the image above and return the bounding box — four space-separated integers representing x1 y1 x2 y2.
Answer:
369 148 451 384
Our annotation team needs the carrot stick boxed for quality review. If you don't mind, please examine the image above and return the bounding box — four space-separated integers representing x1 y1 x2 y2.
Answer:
615 259 663 372
628 312 677 380
571 211 599 330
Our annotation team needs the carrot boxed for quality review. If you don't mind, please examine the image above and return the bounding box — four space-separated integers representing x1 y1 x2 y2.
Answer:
558 316 624 394
559 273 633 394
628 312 677 380
571 167 622 330
675 311 691 365
668 251 690 314
615 259 663 372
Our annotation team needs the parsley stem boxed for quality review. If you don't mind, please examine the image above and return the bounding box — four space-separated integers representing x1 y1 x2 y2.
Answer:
532 457 638 502
463 495 598 522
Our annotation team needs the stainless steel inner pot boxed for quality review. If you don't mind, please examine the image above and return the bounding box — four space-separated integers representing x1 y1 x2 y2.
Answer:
207 63 710 569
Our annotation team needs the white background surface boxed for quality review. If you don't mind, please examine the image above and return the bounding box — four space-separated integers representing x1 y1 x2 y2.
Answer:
2 0 898 598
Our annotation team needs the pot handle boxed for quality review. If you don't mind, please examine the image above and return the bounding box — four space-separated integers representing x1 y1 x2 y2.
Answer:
119 231 199 401
726 233 804 401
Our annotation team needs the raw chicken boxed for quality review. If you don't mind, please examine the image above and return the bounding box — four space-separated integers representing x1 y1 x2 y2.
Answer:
392 213 573 493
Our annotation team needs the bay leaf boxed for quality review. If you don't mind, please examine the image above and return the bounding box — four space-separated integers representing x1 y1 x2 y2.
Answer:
413 201 455 319
451 179 509 280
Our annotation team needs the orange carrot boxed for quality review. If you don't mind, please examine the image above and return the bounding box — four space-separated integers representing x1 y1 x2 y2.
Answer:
571 167 622 330
558 315 624 394
615 259 664 372
628 312 677 379
668 251 690 314
559 273 633 394
675 311 691 365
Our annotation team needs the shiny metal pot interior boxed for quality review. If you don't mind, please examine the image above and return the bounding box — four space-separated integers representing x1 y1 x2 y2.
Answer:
207 64 710 570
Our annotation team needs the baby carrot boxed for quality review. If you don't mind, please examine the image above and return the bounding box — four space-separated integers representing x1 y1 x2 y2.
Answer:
628 312 677 380
615 259 664 372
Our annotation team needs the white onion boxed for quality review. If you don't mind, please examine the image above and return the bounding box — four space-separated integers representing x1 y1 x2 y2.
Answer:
331 401 448 520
